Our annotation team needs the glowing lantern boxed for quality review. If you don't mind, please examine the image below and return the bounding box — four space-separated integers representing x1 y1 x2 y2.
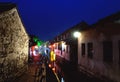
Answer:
33 37 44 47
50 51 56 61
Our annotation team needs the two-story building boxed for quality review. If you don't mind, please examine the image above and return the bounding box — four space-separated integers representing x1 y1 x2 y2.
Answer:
50 11 120 82
49 21 88 67
78 12 120 82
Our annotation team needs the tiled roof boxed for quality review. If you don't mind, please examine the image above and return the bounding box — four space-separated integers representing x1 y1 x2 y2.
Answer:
0 2 16 13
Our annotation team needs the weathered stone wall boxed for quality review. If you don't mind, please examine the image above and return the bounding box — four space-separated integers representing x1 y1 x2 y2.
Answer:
0 7 29 82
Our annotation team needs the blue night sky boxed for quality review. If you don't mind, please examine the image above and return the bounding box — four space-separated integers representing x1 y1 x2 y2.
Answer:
1 0 120 41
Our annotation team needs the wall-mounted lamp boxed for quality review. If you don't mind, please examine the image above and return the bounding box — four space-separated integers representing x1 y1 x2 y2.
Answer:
73 31 81 38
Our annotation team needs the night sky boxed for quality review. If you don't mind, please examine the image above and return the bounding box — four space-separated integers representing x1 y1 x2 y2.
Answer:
1 0 120 41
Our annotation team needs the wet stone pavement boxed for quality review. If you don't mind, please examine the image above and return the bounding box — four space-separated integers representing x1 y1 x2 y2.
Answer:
12 61 115 82
57 61 115 82
13 63 58 82
13 63 40 82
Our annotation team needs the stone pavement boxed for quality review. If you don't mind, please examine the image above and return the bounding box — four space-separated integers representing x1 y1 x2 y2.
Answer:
57 59 115 82
13 63 58 82
13 63 40 82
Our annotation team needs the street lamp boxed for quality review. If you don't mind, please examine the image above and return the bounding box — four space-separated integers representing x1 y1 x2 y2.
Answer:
73 31 81 38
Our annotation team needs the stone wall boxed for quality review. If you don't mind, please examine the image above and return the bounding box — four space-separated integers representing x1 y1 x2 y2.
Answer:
0 7 29 82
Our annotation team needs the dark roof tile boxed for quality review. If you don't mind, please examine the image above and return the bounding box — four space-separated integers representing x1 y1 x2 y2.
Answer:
0 2 16 13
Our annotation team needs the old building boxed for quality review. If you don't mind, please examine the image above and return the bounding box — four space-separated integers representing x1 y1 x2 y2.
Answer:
0 3 29 82
78 12 120 82
50 11 120 82
49 21 88 67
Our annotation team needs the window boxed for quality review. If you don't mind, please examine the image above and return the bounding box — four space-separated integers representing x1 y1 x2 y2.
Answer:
58 43 62 55
81 43 85 56
58 43 62 50
118 40 120 64
115 19 120 23
66 45 69 53
87 42 93 59
54 44 57 49
103 41 113 62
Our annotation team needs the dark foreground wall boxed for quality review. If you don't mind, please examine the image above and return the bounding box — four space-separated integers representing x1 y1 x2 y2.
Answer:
0 4 29 82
